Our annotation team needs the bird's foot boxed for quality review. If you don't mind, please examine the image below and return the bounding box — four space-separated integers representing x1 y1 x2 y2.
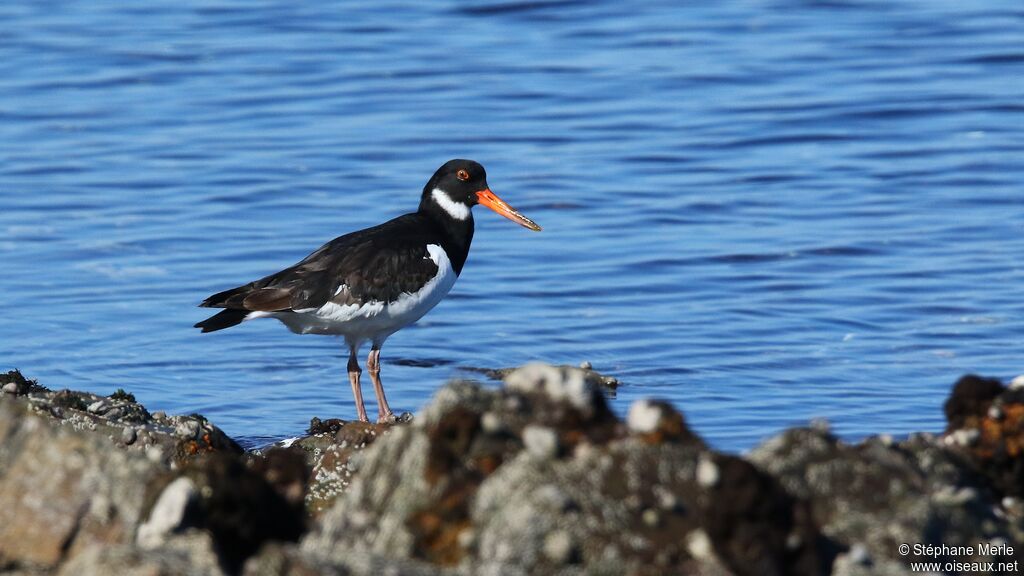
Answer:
377 411 396 424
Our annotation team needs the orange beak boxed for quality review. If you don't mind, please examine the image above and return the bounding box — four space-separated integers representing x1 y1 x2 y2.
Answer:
476 189 542 231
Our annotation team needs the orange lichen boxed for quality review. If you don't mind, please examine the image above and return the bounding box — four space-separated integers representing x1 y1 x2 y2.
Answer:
408 512 471 566
475 455 501 475
179 430 221 461
636 410 699 446
408 479 480 566
977 403 1024 459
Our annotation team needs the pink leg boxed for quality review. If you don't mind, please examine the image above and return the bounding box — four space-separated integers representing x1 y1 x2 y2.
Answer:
367 348 394 423
348 345 368 422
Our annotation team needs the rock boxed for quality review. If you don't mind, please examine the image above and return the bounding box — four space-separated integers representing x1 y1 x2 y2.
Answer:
59 530 226 576
137 477 199 548
463 361 621 394
0 378 240 468
522 425 558 460
248 447 310 510
480 411 503 434
749 427 1024 575
628 399 703 446
627 399 663 433
943 427 979 447
810 417 831 433
140 452 307 574
255 416 408 516
306 416 345 435
0 369 47 395
121 426 138 446
847 543 871 566
304 371 823 576
542 529 576 564
685 529 715 561
174 419 200 440
944 374 1005 430
0 395 163 569
0 372 245 574
641 508 660 527
696 454 719 487
941 374 1024 499
3 366 1024 576
245 541 442 576
700 453 824 576
504 362 602 415
242 543 355 576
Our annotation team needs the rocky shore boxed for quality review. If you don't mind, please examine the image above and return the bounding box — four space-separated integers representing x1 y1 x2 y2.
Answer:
0 365 1022 575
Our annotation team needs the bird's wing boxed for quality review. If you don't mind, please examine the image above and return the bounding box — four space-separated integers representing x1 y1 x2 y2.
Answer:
199 214 442 312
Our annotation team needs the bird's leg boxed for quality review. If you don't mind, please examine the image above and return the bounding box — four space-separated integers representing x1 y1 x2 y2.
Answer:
347 345 369 422
367 347 394 424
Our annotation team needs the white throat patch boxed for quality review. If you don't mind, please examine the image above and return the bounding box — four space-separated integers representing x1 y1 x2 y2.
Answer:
431 188 470 221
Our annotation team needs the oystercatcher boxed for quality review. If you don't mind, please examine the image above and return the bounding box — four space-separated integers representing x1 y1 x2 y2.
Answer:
194 159 541 423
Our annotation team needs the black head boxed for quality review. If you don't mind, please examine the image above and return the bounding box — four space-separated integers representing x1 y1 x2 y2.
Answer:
419 159 541 231
421 159 488 207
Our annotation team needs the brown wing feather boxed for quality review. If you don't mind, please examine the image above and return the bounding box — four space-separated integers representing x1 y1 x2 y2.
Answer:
241 287 295 311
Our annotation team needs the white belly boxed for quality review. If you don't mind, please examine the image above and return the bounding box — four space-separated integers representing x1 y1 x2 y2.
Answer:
257 244 457 346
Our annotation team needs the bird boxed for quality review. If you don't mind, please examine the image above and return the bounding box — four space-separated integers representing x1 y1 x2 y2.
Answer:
194 159 541 423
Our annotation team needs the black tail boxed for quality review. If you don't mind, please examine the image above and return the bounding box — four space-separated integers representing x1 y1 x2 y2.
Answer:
194 309 250 333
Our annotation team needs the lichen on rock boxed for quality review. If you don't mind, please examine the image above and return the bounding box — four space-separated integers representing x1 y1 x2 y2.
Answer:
303 365 825 575
2 366 1023 576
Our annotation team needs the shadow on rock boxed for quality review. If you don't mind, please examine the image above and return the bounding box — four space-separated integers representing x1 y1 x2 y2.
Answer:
139 452 307 574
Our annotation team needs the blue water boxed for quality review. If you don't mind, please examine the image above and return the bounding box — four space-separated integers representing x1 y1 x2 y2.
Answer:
2 1 1022 452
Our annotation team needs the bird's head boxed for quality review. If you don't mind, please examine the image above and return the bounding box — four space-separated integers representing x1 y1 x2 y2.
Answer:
421 159 542 231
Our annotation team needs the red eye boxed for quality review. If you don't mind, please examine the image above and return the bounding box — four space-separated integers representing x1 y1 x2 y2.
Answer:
457 169 470 181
